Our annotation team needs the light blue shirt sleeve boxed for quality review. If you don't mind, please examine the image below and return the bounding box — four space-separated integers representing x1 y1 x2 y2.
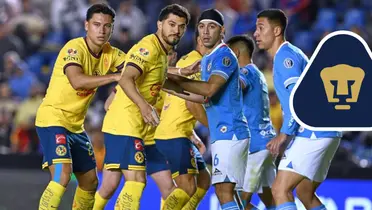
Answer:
239 67 251 91
211 52 238 81
275 51 302 135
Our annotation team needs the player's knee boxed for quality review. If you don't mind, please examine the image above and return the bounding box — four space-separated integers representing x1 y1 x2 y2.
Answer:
271 182 287 200
175 174 196 197
51 164 72 187
197 169 211 190
78 173 99 191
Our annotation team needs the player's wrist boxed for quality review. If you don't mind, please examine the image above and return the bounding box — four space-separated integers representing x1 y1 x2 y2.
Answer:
178 68 183 76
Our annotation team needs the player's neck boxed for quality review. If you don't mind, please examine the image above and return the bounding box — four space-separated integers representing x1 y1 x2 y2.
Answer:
268 37 286 59
85 37 103 55
206 40 222 54
239 57 251 67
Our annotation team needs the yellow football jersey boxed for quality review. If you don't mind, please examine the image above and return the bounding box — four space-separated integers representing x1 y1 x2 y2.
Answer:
102 34 168 139
154 50 203 140
35 37 126 133
143 90 166 145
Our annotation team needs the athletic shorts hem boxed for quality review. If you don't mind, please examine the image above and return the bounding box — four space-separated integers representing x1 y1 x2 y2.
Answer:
41 158 72 169
104 163 146 171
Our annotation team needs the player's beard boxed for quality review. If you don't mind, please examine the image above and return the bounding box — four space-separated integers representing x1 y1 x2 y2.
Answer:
162 31 180 46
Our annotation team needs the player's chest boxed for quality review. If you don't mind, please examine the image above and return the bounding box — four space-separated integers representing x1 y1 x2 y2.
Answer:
146 55 168 83
85 55 112 76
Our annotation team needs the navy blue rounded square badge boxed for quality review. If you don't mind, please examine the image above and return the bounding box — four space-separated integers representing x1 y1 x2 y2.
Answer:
290 30 372 131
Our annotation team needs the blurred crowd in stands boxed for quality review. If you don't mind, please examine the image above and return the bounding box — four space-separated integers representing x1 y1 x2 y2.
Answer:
0 0 371 170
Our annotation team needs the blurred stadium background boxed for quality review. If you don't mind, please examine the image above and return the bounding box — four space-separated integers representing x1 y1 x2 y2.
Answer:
0 0 371 209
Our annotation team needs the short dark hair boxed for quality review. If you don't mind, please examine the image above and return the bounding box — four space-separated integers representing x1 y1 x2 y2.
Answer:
257 9 287 36
158 4 191 25
226 35 255 58
86 3 116 22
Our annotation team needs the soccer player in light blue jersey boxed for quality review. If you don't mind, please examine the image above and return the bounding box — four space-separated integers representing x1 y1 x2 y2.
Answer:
253 9 342 210
227 35 277 210
167 9 250 210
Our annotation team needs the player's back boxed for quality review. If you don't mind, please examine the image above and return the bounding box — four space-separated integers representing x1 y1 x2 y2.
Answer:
240 64 276 153
201 44 250 142
36 37 125 133
155 50 203 140
102 34 168 138
274 42 341 138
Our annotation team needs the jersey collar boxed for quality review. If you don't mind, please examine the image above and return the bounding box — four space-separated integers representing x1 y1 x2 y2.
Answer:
154 34 168 55
275 41 289 55
206 41 226 57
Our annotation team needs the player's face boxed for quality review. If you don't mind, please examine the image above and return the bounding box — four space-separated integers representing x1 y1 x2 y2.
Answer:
197 22 223 49
254 17 275 50
85 13 114 46
159 13 187 46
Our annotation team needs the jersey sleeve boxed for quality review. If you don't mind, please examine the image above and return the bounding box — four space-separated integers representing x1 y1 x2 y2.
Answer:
275 51 301 135
61 41 85 74
110 47 126 72
239 67 251 90
275 51 302 89
211 51 238 81
124 40 157 75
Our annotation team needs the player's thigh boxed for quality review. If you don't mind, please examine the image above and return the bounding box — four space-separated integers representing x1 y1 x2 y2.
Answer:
69 132 97 174
211 138 249 188
156 138 198 179
36 126 72 170
313 137 341 182
103 133 146 172
243 149 271 193
145 144 170 177
278 137 338 181
145 145 174 198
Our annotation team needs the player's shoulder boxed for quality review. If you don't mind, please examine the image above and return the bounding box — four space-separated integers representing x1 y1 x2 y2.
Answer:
102 42 126 56
62 37 86 53
129 34 161 58
211 44 238 67
275 42 307 69
176 50 202 67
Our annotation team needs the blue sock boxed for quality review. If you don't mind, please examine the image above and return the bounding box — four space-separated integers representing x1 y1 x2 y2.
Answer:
266 206 276 210
277 202 297 210
311 204 326 210
221 201 240 210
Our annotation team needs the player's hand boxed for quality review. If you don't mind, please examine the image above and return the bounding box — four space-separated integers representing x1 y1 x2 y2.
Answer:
139 103 160 126
113 73 122 82
266 133 288 158
181 59 201 76
190 134 206 155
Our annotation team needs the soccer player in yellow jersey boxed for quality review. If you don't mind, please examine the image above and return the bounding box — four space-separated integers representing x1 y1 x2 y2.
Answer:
155 30 212 210
35 3 125 210
93 4 192 210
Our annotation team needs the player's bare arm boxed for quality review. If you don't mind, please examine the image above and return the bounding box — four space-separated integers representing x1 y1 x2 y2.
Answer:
186 101 208 127
190 130 206 155
104 89 116 111
162 78 206 103
167 59 201 76
65 65 121 90
167 73 226 98
118 65 159 126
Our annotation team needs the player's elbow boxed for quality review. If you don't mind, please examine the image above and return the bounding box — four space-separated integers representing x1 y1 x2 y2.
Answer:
205 88 216 98
69 79 84 90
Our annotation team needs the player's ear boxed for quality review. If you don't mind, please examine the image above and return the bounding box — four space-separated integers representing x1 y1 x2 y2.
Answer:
273 26 282 37
220 26 225 38
84 21 88 32
157 20 162 31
